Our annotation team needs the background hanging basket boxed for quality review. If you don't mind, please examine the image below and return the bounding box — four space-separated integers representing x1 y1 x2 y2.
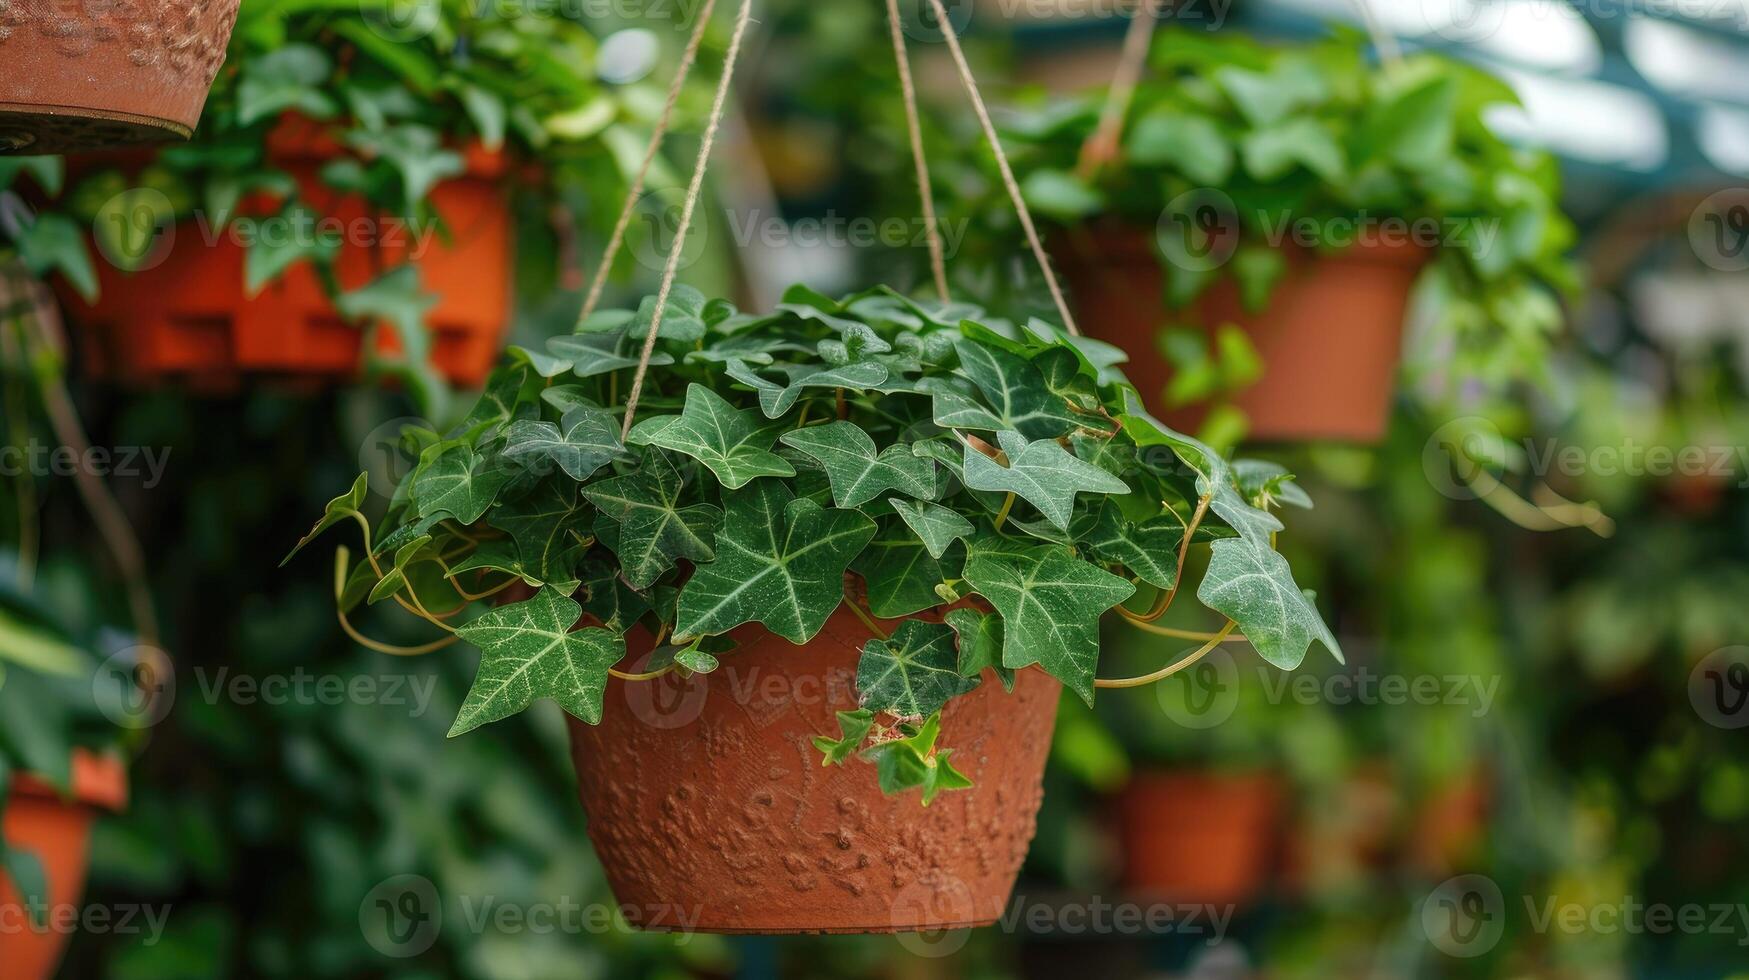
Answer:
0 752 128 980
1115 769 1282 907
63 117 512 388
0 0 239 155
1057 228 1426 444
569 601 1061 934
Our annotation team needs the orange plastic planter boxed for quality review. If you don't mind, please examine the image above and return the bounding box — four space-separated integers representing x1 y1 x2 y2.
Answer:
0 752 128 980
1115 770 1282 907
1057 229 1425 444
66 117 512 388
568 604 1061 934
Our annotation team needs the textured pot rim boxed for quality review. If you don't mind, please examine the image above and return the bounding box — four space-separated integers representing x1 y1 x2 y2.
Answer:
8 750 129 813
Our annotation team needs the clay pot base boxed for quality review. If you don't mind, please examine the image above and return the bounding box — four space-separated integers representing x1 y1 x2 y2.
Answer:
0 104 191 156
568 605 1061 935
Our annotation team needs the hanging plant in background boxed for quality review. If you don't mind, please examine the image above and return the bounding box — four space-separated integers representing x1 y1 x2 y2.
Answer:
980 27 1579 444
37 0 699 405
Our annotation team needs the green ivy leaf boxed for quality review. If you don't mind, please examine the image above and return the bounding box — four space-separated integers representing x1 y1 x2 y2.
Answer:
414 444 514 524
853 519 960 618
963 543 1135 704
451 590 626 734
1241 117 1346 183
488 478 588 595
777 421 936 508
868 715 972 805
950 339 1088 438
1126 109 1234 185
501 405 624 482
1197 538 1342 669
888 498 974 559
961 431 1130 531
283 473 369 565
578 560 651 632
627 384 795 490
582 449 720 589
1076 501 1181 590
812 708 875 766
675 480 876 643
946 608 1014 691
725 360 889 418
857 620 980 719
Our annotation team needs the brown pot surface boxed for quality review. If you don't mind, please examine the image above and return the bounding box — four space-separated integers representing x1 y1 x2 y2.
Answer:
1115 770 1282 908
568 605 1062 934
0 0 239 154
1056 228 1424 444
0 752 128 980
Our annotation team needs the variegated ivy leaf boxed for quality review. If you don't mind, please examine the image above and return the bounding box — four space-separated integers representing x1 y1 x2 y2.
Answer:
1075 501 1182 590
961 431 1130 530
853 518 962 618
946 608 1014 691
627 384 794 490
777 421 935 508
450 590 626 735
488 478 588 595
963 542 1136 704
1197 538 1342 669
674 479 876 644
501 405 624 482
858 620 980 719
414 443 515 524
629 284 707 343
888 498 973 559
283 472 369 565
582 449 720 589
725 360 889 418
951 338 1090 438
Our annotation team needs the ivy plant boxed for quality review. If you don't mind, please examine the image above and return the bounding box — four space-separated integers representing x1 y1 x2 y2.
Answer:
49 0 688 400
992 28 1579 412
289 284 1342 802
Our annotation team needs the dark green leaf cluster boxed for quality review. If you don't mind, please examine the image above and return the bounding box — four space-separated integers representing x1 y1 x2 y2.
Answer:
1000 29 1579 396
295 284 1342 798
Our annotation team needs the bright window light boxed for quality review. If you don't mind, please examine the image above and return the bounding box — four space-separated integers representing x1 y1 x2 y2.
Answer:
1700 105 1749 175
1485 68 1668 171
1625 18 1749 104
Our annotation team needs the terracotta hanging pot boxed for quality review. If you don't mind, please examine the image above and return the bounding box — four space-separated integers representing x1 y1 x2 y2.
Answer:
65 116 512 388
1055 226 1426 444
0 0 238 155
1114 770 1281 907
567 601 1061 934
0 752 129 980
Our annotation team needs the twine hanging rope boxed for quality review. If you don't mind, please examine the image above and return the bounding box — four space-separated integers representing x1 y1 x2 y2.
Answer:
577 0 721 326
619 0 754 438
1077 0 1163 179
922 0 1081 336
886 0 950 304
